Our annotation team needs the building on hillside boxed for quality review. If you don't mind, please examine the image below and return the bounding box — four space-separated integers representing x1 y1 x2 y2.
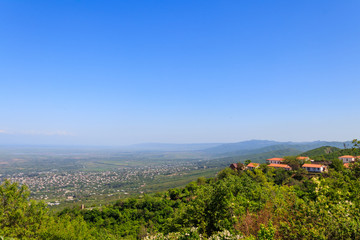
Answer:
302 163 327 173
339 155 355 163
266 158 285 164
230 163 247 171
230 163 238 170
297 156 310 161
268 163 292 171
247 163 259 170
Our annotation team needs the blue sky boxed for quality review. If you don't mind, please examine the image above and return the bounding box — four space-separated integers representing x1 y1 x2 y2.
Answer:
1 0 359 145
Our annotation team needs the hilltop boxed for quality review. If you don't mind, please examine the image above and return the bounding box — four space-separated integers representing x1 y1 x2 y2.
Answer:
301 146 340 157
296 144 360 162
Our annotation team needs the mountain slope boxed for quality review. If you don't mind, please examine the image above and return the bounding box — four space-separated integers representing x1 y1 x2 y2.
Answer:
202 140 280 155
301 146 341 158
203 140 349 157
204 148 302 168
125 143 223 151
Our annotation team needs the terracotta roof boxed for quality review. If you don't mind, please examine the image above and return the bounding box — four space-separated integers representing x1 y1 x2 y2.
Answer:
297 156 309 160
339 155 354 158
302 163 325 168
344 163 350 168
268 163 291 169
247 163 259 168
267 158 285 161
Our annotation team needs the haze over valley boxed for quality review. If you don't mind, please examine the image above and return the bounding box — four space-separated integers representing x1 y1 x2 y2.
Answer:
0 139 351 208
1 0 360 239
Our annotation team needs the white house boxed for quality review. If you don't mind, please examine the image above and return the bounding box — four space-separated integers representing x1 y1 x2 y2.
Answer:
266 158 285 164
302 163 327 173
339 155 355 163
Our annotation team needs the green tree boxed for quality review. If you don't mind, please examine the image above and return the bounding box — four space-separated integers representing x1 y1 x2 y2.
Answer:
217 167 237 180
0 179 48 238
331 158 344 172
352 139 360 159
197 177 206 186
169 188 181 200
284 156 303 170
258 221 275 240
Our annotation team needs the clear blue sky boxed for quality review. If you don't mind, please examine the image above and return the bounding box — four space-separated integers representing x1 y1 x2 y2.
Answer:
1 0 359 145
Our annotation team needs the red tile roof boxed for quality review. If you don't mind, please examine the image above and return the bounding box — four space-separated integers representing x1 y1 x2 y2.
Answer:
268 163 291 169
302 163 325 168
247 163 259 168
339 155 354 158
344 163 350 168
297 156 309 160
267 158 285 161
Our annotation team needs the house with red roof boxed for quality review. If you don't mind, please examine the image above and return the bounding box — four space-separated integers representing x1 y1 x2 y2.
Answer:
339 155 355 163
247 163 259 170
266 158 285 164
302 163 327 173
268 163 292 171
297 156 310 161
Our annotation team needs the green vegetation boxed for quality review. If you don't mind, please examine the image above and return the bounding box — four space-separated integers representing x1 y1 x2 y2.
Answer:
301 146 340 158
308 148 357 161
0 140 350 208
206 148 302 167
1 140 360 239
1 139 360 239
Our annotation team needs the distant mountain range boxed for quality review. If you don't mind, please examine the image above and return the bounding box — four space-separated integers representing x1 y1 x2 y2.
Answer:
0 140 353 162
202 140 350 157
126 140 350 153
124 140 353 166
200 140 354 166
123 143 223 151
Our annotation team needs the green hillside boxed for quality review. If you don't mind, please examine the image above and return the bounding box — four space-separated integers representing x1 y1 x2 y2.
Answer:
3 151 360 239
301 146 359 161
203 140 348 157
205 148 302 167
301 146 340 158
215 144 304 158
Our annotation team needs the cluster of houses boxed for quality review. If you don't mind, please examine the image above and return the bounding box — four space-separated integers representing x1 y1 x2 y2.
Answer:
230 155 360 173
266 156 328 172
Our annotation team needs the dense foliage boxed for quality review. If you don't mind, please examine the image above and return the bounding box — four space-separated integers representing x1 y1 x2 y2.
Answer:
1 140 360 239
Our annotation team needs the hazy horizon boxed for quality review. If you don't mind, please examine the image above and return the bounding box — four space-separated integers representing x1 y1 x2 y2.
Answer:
1 1 359 145
0 138 352 148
